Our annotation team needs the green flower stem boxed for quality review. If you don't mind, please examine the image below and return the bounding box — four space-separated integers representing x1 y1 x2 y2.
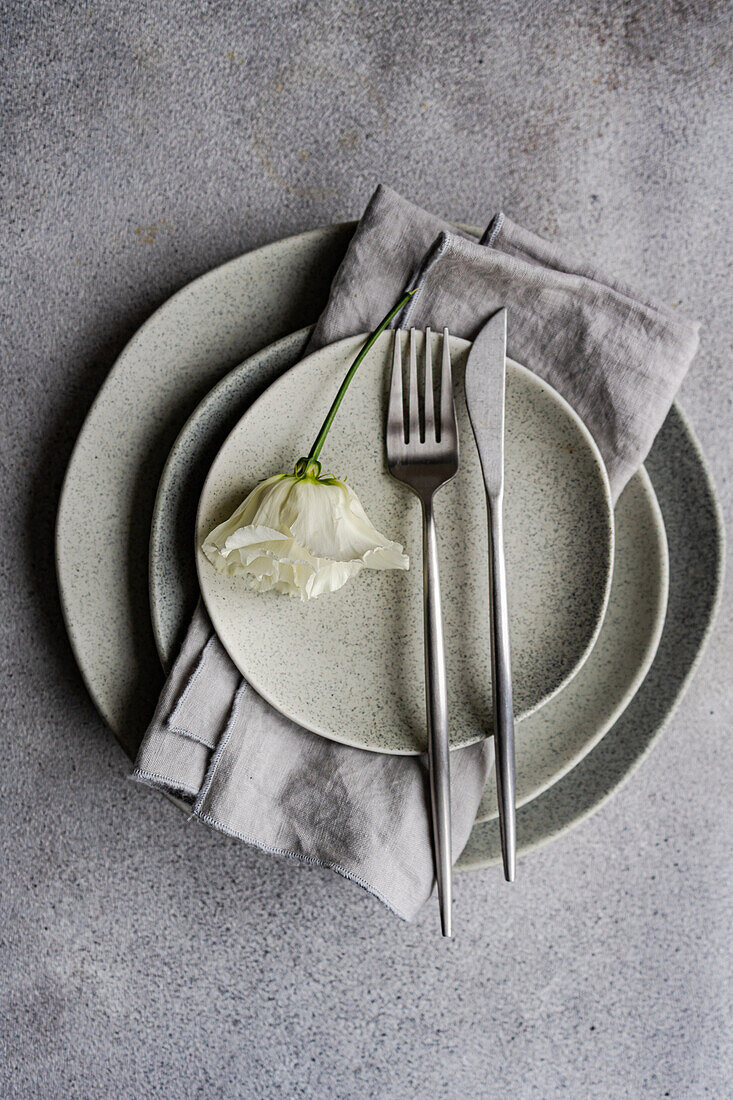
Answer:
303 288 416 467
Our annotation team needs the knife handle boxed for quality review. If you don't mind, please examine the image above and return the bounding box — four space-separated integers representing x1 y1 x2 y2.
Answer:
487 492 516 882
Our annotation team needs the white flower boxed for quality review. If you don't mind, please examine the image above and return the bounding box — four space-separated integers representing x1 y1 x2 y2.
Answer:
202 462 409 600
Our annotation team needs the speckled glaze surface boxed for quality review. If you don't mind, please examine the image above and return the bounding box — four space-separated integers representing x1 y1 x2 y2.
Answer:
57 223 723 859
459 403 724 870
152 333 667 806
56 225 355 757
476 466 667 820
195 330 613 753
150 330 314 665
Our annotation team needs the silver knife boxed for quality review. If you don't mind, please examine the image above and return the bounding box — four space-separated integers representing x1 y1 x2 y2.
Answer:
464 308 516 882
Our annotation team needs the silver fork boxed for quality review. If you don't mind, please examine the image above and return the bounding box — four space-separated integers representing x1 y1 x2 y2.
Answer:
386 327 459 938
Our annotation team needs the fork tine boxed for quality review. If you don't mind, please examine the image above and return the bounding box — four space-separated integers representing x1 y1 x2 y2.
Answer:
424 328 435 441
408 328 420 443
388 329 405 444
440 327 458 443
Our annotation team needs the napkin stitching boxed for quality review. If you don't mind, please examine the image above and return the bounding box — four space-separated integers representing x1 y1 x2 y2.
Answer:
448 232 698 341
188 680 414 921
166 724 218 750
189 679 248 819
165 631 218 739
401 231 451 328
394 213 503 331
479 211 505 248
129 767 200 799
487 214 686 320
399 222 697 346
194 808 412 922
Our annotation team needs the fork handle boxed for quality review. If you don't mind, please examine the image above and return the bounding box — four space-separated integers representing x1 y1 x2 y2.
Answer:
487 493 516 882
422 498 453 937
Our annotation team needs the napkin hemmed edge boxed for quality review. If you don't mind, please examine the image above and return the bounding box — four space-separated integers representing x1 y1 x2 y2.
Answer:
194 702 415 921
194 807 414 924
128 766 416 924
129 767 198 802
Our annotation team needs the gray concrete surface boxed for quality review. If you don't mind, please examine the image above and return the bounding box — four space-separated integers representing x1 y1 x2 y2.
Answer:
2 1 731 1096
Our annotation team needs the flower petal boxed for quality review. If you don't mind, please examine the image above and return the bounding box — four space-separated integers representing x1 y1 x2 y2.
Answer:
202 471 408 599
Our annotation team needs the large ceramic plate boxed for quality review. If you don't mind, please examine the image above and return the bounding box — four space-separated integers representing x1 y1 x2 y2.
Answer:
195 331 613 753
151 332 668 807
57 224 355 757
57 223 723 864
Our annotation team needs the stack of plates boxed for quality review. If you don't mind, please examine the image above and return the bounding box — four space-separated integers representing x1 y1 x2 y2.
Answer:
56 223 724 872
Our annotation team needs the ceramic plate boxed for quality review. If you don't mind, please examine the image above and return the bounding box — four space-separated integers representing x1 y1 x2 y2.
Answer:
57 224 355 756
57 223 723 861
195 331 613 753
151 332 668 807
458 403 723 869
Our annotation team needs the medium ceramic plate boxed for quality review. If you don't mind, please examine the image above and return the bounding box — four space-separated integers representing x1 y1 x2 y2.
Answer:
458 403 723 869
57 222 723 861
151 332 668 809
195 331 613 754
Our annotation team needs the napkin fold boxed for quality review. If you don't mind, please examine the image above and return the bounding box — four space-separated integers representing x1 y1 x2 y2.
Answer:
132 185 699 920
134 605 491 920
311 186 700 499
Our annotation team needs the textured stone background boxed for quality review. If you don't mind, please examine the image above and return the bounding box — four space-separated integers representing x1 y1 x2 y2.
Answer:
2 1 731 1097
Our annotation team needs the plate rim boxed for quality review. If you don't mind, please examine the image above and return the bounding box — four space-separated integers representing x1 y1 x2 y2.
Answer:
55 224 358 735
194 330 614 754
149 328 315 667
458 401 725 869
476 462 668 820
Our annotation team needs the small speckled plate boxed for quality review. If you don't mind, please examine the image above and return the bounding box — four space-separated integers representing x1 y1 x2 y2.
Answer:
195 330 614 754
151 332 668 810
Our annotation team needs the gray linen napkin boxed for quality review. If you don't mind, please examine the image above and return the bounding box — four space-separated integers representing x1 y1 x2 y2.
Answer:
312 186 700 499
134 605 491 920
132 185 699 920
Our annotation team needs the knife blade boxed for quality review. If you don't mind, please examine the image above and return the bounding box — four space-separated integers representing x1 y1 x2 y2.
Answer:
464 307 517 882
464 308 507 499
